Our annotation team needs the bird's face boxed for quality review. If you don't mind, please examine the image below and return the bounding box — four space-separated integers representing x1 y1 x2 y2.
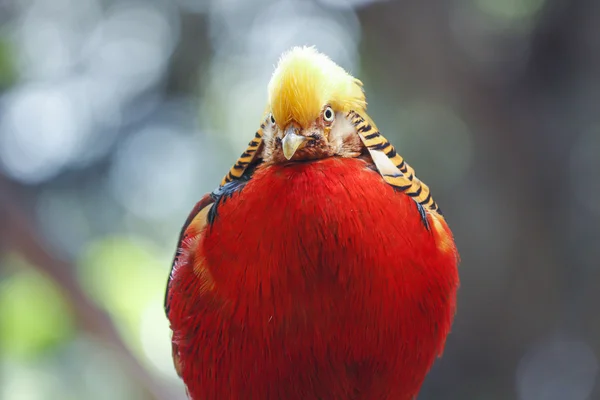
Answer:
261 46 367 164
263 105 363 164
277 105 333 161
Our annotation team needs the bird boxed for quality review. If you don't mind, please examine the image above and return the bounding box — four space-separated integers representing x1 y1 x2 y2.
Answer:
165 46 459 400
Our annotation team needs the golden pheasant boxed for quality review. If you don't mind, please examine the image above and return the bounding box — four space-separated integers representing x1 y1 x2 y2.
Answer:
165 46 459 400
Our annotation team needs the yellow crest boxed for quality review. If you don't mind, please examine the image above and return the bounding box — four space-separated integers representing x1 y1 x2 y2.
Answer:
268 46 366 128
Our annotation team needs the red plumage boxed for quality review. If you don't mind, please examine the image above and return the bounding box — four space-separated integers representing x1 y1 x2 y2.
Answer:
167 157 459 400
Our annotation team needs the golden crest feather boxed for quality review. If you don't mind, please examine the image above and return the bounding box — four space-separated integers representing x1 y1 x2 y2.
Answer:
268 46 366 128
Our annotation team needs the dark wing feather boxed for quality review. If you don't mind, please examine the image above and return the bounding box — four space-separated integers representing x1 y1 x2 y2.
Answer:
164 193 215 316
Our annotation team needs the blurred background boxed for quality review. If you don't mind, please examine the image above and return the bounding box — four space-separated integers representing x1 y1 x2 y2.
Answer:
0 0 599 399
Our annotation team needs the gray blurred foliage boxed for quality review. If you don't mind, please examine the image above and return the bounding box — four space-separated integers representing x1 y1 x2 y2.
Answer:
0 0 599 399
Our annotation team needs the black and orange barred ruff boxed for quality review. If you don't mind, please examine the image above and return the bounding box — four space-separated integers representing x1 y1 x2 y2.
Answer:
219 111 442 217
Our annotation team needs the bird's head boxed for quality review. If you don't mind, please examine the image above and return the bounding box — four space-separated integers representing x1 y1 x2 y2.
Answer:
262 46 367 163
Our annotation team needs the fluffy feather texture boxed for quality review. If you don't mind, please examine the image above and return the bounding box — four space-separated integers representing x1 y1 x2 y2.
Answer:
168 159 458 400
268 46 366 128
166 46 459 400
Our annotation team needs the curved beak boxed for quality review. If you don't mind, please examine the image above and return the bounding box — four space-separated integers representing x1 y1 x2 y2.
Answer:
282 126 309 160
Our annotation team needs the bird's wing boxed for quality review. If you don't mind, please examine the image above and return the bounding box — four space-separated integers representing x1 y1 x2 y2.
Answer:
164 192 215 378
164 193 214 317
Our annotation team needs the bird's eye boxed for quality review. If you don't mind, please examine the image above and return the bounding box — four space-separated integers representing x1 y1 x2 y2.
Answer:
269 113 276 125
323 107 334 123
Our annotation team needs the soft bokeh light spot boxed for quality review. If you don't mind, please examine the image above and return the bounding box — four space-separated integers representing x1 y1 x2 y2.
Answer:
252 0 361 69
202 66 268 149
13 0 102 80
78 236 167 319
139 299 180 379
0 361 63 400
77 235 170 361
109 125 207 220
0 259 74 359
85 1 179 101
0 83 92 183
16 9 74 80
77 75 123 130
76 338 145 400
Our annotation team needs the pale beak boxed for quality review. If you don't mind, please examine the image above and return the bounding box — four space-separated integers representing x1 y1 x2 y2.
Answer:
282 126 309 160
